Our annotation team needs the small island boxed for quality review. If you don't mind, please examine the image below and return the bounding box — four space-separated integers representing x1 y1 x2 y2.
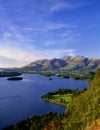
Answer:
48 77 52 80
7 77 23 80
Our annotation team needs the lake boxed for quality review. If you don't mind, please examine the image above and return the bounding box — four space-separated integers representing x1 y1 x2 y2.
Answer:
0 74 89 129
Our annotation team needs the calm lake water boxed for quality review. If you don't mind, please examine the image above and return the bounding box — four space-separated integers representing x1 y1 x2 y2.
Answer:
0 74 89 129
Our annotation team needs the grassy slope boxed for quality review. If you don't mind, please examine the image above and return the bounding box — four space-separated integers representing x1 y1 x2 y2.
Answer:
62 70 100 130
44 94 72 106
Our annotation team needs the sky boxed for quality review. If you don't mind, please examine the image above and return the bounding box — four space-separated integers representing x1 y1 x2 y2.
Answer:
0 0 100 67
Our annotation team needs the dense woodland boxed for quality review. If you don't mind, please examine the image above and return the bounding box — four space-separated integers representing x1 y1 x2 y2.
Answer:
3 70 100 130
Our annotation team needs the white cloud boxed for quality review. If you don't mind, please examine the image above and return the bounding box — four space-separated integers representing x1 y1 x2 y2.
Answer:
44 23 67 31
59 30 80 43
42 41 56 46
0 42 76 67
46 0 83 13
50 2 72 12
55 49 76 57
24 23 66 33
0 46 42 67
41 48 77 58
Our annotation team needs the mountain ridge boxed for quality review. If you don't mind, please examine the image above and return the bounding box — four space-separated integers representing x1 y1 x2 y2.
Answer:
22 56 100 71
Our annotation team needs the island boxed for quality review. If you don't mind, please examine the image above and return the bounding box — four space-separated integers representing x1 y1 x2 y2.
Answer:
7 77 23 80
48 77 52 80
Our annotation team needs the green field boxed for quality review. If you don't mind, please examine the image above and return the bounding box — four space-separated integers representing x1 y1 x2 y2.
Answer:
47 94 72 106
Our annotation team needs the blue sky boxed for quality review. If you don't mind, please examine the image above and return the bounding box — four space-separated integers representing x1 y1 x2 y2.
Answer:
0 0 100 67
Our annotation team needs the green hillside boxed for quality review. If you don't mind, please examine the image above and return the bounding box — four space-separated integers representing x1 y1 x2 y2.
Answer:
62 70 100 130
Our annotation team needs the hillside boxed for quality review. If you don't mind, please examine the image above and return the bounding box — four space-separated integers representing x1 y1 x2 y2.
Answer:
21 56 100 72
62 69 100 130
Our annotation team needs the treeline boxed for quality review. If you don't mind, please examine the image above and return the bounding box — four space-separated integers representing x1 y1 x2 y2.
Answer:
56 71 95 80
42 88 87 100
19 69 95 81
37 70 95 81
3 112 63 130
0 71 21 77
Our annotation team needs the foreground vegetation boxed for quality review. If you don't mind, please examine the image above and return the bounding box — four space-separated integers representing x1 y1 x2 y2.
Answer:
3 112 63 130
3 70 100 130
62 70 100 130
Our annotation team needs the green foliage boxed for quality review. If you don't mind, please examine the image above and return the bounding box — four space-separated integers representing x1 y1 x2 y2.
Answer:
42 88 84 100
92 69 100 85
3 112 62 130
62 70 100 130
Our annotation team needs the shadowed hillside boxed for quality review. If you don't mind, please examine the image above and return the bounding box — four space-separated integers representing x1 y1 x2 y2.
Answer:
20 56 100 72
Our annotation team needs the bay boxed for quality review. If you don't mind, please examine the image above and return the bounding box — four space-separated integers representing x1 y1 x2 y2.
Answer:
0 74 89 129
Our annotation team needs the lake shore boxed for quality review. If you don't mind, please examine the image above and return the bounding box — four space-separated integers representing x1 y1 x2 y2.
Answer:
0 74 89 129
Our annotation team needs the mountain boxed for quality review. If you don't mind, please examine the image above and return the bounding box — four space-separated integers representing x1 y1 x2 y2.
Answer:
25 58 67 69
21 56 100 72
